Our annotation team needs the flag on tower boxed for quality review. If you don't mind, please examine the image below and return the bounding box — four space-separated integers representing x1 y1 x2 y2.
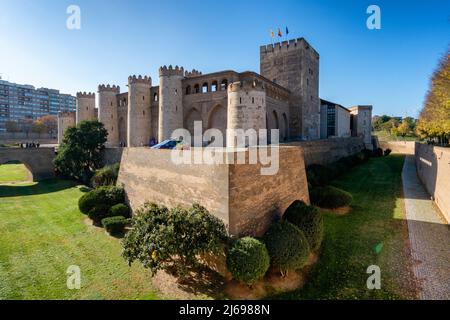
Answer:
277 28 282 38
270 29 274 39
286 26 289 35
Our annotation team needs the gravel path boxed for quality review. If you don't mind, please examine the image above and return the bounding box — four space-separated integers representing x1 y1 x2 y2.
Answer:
402 155 450 300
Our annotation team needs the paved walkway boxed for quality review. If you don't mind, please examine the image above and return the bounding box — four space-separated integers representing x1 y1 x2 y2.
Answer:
402 155 450 300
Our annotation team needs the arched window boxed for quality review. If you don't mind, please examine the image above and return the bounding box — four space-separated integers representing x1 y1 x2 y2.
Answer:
153 93 158 102
185 85 191 95
194 84 200 94
220 79 228 91
202 83 208 93
211 81 218 92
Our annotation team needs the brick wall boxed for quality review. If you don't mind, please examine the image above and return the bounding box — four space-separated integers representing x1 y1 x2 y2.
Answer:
415 143 450 222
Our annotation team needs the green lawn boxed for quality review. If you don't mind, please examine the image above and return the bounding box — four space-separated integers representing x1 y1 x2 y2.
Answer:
0 163 29 183
0 165 161 300
279 154 418 299
374 130 418 142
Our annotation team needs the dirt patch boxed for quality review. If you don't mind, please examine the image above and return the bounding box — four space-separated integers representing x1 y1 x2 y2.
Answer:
321 206 351 215
224 253 318 300
152 265 226 300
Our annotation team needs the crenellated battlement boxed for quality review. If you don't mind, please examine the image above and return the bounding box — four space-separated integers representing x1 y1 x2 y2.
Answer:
159 65 184 77
228 79 265 93
76 92 95 99
260 37 319 58
58 111 76 118
98 84 120 93
184 69 202 78
128 75 151 85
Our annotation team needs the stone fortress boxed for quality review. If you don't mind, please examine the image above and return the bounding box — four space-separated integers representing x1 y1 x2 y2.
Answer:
56 37 373 236
57 38 372 148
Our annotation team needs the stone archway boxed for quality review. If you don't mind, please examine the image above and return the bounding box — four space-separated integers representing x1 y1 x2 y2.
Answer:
184 108 202 137
0 148 55 181
207 104 227 146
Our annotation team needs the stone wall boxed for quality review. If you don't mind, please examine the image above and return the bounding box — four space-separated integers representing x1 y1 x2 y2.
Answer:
116 146 309 237
288 137 365 166
228 146 309 236
415 143 450 222
102 147 124 166
379 141 415 155
0 147 55 181
0 132 57 145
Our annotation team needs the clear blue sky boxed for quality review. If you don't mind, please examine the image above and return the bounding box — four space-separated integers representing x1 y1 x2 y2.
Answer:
0 0 448 117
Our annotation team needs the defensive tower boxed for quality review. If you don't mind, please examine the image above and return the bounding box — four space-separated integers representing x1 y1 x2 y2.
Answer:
127 75 151 147
76 92 96 123
98 84 120 147
158 65 184 142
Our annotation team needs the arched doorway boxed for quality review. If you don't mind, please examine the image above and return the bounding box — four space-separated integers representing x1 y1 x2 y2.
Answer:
184 108 202 138
207 104 227 146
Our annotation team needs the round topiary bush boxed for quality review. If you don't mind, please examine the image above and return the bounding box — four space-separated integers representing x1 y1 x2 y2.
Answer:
91 163 120 188
263 221 310 273
306 164 334 187
102 216 129 235
310 186 353 209
226 237 270 285
110 203 130 218
283 200 324 251
78 186 125 222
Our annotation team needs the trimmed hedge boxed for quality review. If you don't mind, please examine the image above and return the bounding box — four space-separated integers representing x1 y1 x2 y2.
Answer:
306 164 334 187
226 237 270 285
102 216 129 235
283 200 324 251
310 186 353 209
78 186 125 222
91 163 120 188
264 221 310 273
110 203 130 218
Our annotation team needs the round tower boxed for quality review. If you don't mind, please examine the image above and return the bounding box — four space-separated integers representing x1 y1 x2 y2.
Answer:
158 65 184 142
76 92 96 123
57 111 76 144
98 84 120 147
227 78 266 148
127 75 151 147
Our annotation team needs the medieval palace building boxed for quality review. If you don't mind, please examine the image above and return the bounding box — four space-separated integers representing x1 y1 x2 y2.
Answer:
58 38 372 148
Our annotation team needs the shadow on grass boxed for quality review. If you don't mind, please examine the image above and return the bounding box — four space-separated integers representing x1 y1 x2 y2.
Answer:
165 264 226 299
0 179 78 197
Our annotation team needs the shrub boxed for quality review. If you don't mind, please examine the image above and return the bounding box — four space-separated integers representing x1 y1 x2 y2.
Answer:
362 148 372 160
384 148 392 156
78 186 125 222
263 221 310 274
110 203 130 218
91 163 120 188
102 216 129 235
226 237 270 285
283 200 324 251
310 186 353 209
306 164 333 187
373 147 383 157
122 203 228 276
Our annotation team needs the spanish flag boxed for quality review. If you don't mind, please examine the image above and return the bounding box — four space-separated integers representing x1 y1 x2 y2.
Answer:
277 28 282 38
270 29 274 39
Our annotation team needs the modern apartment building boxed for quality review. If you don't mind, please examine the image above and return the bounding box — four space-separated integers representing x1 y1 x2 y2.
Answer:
0 79 76 131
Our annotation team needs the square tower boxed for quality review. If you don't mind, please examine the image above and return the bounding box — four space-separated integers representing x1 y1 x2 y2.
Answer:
260 38 320 140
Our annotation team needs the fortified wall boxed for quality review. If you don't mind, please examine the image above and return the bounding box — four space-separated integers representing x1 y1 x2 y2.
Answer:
415 143 450 222
116 146 309 237
288 137 365 166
